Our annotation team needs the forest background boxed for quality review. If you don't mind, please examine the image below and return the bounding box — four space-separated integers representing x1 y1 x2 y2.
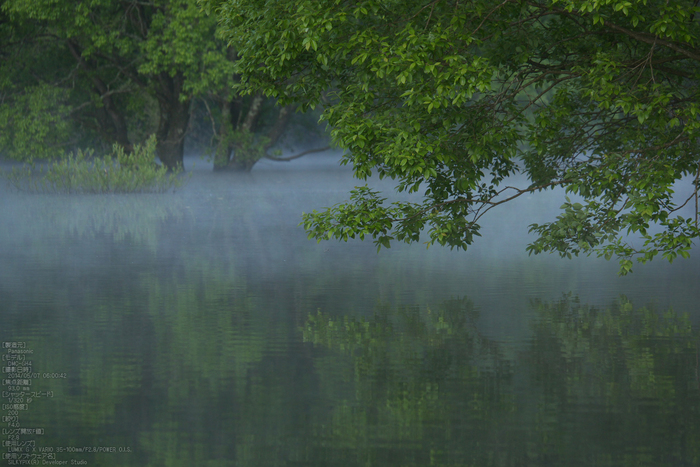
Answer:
2 0 700 273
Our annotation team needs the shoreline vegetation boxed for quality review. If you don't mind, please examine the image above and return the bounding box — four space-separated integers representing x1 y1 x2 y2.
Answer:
0 136 186 194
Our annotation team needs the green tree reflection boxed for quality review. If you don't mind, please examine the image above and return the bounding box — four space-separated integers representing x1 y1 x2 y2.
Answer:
304 296 700 466
303 298 518 466
3 197 699 467
525 295 700 466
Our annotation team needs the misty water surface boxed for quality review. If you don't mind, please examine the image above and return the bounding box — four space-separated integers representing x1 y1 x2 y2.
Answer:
1 152 699 466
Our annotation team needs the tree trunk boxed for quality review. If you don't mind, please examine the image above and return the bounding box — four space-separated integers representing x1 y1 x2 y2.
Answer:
155 73 190 171
91 99 132 152
213 98 294 172
225 95 264 172
67 40 132 152
213 100 235 171
264 105 293 152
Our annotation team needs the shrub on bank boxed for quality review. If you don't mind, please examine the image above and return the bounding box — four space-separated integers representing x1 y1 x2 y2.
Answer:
1 136 186 194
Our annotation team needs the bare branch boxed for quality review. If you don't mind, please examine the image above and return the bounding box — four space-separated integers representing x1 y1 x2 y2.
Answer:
266 146 332 161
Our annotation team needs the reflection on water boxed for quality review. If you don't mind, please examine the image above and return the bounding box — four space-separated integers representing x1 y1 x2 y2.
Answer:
305 296 700 466
1 154 699 466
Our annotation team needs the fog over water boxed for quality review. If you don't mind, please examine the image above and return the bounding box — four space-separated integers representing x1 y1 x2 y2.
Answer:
2 151 699 339
1 151 699 466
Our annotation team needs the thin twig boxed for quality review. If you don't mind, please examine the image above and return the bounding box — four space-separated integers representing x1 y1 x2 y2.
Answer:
471 0 511 36
424 1 437 30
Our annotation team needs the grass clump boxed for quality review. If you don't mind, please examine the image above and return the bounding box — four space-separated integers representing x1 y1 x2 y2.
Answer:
2 135 186 194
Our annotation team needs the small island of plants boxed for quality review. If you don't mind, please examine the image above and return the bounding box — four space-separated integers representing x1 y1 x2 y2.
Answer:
2 136 186 194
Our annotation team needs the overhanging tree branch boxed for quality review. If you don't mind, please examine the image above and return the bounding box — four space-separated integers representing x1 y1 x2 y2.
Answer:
266 146 332 161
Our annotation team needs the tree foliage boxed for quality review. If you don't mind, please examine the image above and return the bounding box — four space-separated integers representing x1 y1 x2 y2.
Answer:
0 0 302 171
215 0 700 272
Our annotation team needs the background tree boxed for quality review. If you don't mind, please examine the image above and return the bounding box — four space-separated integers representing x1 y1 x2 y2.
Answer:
0 0 317 170
215 0 700 272
0 1 75 160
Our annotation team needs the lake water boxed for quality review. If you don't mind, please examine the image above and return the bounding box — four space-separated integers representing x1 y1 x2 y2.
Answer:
1 153 699 466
